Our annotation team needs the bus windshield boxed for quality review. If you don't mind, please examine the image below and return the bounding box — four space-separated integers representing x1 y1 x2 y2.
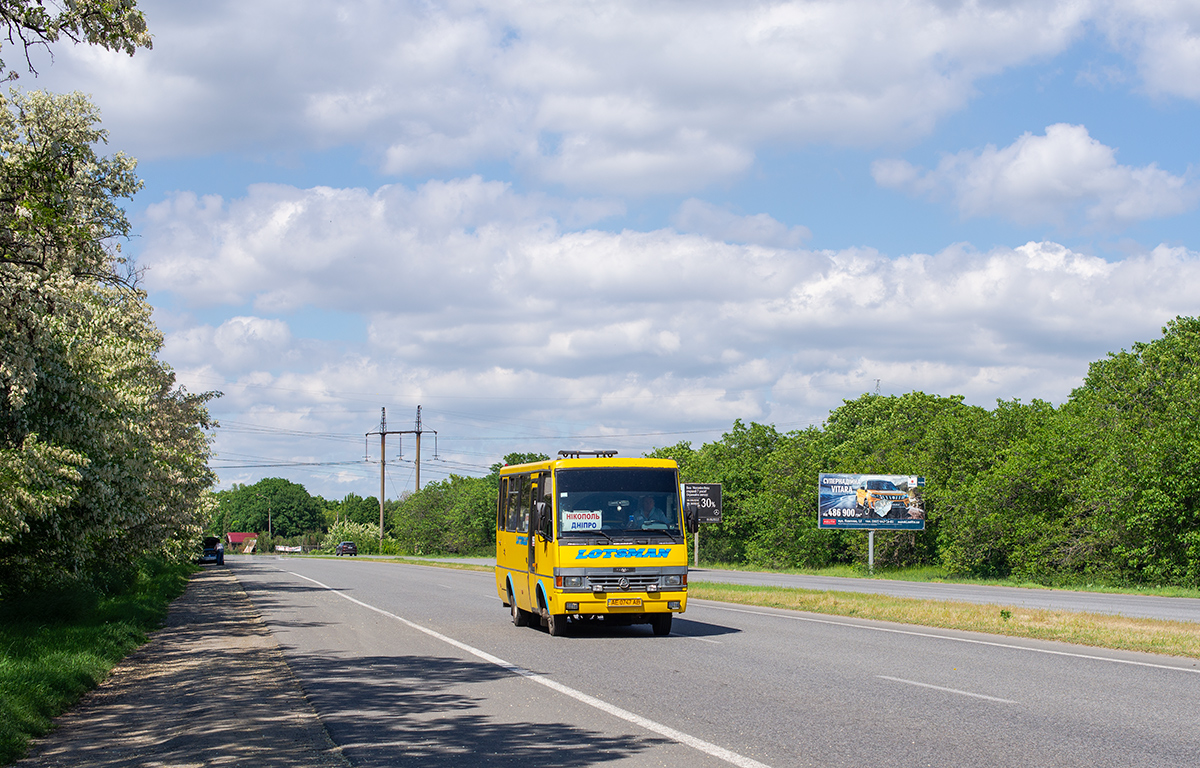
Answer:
556 468 680 536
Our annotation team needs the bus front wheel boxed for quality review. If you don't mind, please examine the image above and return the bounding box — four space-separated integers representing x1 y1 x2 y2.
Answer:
651 613 672 636
547 612 568 637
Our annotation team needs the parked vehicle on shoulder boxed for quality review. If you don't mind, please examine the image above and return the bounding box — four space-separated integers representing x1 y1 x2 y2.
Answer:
197 535 224 565
335 541 358 556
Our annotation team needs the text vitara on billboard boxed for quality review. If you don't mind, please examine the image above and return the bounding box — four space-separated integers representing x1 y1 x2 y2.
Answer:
818 474 926 530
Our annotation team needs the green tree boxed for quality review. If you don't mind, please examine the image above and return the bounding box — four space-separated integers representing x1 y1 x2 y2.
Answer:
340 492 381 526
212 478 323 540
650 420 782 564
749 427 839 568
0 0 151 81
1069 317 1200 584
0 90 215 596
390 474 497 555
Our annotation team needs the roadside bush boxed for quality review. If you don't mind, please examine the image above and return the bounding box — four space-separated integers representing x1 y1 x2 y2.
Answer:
0 557 190 763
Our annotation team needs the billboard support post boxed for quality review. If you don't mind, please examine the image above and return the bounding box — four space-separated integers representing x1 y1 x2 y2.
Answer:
868 530 874 574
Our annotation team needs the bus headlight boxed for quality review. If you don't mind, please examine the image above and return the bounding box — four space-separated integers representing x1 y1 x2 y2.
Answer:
563 576 583 588
664 575 682 587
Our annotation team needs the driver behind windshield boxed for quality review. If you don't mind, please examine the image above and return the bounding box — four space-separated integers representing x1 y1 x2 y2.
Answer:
634 495 668 527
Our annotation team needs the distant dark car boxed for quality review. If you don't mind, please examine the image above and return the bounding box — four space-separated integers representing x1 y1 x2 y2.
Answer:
198 535 224 565
335 541 358 556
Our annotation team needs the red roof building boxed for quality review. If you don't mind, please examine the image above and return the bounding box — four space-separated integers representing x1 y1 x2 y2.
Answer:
225 532 258 545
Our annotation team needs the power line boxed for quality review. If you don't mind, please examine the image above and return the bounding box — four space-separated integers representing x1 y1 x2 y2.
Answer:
209 459 367 469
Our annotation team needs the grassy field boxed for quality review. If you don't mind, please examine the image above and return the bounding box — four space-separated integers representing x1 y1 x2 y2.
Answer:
0 560 193 764
689 581 1200 659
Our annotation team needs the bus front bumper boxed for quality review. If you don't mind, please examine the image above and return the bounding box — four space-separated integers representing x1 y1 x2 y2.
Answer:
556 592 686 615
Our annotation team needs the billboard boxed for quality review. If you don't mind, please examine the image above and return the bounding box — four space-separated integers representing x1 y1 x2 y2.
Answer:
819 474 926 530
683 483 722 524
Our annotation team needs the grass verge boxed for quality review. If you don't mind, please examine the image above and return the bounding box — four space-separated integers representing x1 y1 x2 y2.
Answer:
690 581 1200 660
381 557 492 572
692 562 1200 599
0 559 193 764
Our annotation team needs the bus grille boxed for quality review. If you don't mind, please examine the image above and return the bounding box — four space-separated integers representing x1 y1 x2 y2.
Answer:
588 575 660 591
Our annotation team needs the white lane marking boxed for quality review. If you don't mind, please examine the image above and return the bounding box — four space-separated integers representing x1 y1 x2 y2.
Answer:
287 572 772 768
694 601 1200 675
678 634 723 644
876 676 1018 704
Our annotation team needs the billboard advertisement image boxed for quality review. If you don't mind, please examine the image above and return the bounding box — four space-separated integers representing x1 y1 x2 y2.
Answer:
819 474 926 530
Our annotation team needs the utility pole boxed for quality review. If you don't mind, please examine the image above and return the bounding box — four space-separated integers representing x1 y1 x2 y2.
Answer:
254 492 272 552
365 406 438 540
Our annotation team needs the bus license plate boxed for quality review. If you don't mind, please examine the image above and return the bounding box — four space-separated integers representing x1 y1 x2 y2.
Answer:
607 598 642 607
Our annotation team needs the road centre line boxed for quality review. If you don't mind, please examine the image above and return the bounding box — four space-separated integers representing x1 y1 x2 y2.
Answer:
287 571 773 768
694 601 1200 674
876 676 1018 704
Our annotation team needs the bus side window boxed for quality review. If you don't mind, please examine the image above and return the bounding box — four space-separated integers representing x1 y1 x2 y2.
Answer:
517 475 531 533
506 475 524 532
497 477 508 531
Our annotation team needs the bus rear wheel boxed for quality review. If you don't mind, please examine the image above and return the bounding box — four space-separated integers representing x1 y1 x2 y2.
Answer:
510 591 529 627
651 613 672 636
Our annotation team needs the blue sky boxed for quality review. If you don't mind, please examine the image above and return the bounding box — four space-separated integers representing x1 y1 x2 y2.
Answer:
28 0 1200 499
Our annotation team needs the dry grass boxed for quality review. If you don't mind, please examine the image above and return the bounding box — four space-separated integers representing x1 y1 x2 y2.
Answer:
380 557 493 573
689 581 1200 659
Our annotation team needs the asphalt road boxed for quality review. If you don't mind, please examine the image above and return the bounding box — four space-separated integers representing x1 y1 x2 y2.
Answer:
399 556 1200 623
232 556 1200 767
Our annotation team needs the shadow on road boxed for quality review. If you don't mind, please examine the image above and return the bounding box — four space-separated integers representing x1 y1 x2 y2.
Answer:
288 652 671 767
669 617 741 638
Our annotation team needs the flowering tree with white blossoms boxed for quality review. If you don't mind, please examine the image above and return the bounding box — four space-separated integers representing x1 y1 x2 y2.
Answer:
0 89 216 595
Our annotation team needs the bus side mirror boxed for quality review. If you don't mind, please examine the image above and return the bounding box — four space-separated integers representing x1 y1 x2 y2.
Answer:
684 506 699 534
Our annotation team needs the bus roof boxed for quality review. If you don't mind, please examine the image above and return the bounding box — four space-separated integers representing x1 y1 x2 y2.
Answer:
498 456 678 474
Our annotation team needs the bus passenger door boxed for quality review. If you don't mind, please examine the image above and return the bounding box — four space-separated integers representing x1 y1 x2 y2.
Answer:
502 474 532 611
528 471 553 619
515 475 532 610
529 471 552 573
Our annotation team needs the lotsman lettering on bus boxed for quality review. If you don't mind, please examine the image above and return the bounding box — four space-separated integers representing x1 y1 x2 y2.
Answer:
574 547 672 559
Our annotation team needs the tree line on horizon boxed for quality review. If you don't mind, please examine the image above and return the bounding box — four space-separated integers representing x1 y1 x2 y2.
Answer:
211 317 1200 587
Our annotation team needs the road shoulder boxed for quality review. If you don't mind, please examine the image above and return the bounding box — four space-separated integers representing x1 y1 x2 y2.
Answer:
15 567 348 768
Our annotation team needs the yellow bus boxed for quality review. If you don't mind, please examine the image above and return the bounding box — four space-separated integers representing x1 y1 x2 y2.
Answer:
495 450 688 636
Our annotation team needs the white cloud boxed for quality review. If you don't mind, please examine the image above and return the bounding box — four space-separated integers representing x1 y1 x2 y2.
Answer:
163 316 294 372
672 199 811 248
872 124 1198 228
29 0 1095 193
1100 1 1200 101
146 178 1200 411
